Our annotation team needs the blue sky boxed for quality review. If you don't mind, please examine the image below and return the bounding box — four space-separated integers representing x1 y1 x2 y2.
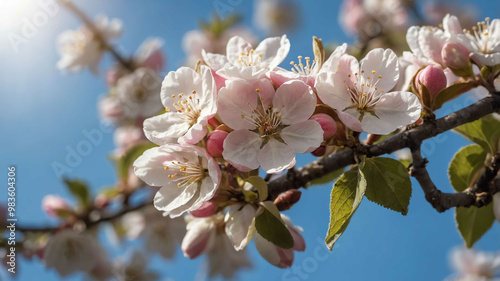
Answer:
1 0 500 280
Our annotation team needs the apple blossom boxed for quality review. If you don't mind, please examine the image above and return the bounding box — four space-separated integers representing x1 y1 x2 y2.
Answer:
316 48 422 135
43 230 100 276
57 15 122 74
448 248 500 281
454 17 500 66
115 67 163 120
143 65 217 145
42 195 71 217
218 79 323 173
202 35 290 80
133 144 221 218
254 214 305 268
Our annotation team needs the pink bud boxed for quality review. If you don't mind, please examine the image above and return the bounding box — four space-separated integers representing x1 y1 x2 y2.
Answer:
207 130 228 158
181 224 214 259
309 113 337 139
190 201 217 218
311 146 326 157
42 195 70 217
289 228 306 251
442 42 471 71
276 248 294 268
416 65 447 98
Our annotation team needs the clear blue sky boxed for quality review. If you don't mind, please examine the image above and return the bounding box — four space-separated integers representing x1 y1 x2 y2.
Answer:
1 0 500 280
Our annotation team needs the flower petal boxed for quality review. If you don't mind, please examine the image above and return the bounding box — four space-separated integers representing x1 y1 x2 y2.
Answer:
281 120 323 153
143 113 190 145
161 67 203 109
202 50 230 71
315 72 353 111
223 130 262 172
254 35 290 69
225 204 257 251
258 139 296 174
226 36 253 64
360 48 399 92
218 80 260 130
273 80 316 125
154 183 198 213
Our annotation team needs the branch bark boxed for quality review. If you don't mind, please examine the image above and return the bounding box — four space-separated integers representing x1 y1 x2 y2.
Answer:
267 95 500 204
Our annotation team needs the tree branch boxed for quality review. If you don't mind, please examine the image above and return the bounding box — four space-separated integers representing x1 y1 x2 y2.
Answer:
267 95 500 203
57 0 135 71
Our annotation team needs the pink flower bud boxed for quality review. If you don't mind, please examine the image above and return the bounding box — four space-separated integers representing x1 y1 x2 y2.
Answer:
311 146 326 157
309 113 337 139
416 65 447 98
181 221 215 259
190 201 217 218
207 130 228 158
442 42 471 71
42 195 70 217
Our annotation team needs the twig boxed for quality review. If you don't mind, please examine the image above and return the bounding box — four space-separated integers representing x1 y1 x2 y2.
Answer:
57 0 134 71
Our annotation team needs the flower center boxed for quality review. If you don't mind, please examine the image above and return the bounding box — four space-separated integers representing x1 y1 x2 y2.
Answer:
290 56 317 76
343 70 385 120
62 31 88 55
240 89 284 137
132 86 147 102
237 49 263 66
467 17 493 54
164 160 205 188
166 90 201 125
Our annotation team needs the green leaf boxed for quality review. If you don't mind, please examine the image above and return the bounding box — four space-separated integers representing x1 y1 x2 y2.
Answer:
255 201 294 249
117 142 157 181
448 145 487 192
325 167 366 250
306 168 344 187
63 178 90 206
454 114 500 154
362 157 412 215
246 176 268 201
455 204 495 248
433 81 476 110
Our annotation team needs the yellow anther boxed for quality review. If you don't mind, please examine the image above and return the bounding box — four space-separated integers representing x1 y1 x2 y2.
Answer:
241 114 245 118
361 70 364 73
298 56 303 59
290 61 295 65
367 77 371 80
256 88 260 92
251 49 254 53
348 74 351 77
164 167 169 170
484 32 489 36
372 70 376 74
171 94 176 98
165 108 170 112
192 90 196 94
378 75 382 79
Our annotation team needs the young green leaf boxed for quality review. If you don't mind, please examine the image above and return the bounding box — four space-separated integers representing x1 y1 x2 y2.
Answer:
63 178 90 206
325 168 366 250
432 81 476 110
246 176 268 201
453 114 500 154
117 141 157 181
255 201 294 249
455 204 495 248
448 144 487 192
362 157 412 215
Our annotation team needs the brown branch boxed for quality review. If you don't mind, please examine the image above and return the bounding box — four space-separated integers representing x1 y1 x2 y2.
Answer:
267 95 500 202
409 147 500 212
57 0 134 71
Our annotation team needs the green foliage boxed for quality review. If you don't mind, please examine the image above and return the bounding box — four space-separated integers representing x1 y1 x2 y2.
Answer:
63 178 90 206
363 157 412 215
246 176 268 201
433 81 476 110
117 142 158 181
448 145 487 192
454 114 500 154
455 204 495 248
325 166 366 250
255 201 294 249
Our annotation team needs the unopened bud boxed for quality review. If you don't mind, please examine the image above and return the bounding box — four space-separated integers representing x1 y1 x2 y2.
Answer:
207 130 228 158
42 195 71 217
416 65 447 98
442 42 472 75
274 190 302 211
309 113 337 139
190 201 217 218
311 145 326 157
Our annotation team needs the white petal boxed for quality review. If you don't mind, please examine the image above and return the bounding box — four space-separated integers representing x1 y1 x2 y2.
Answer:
133 147 177 187
360 48 399 92
223 130 262 172
217 79 260 130
254 35 290 69
443 14 463 35
280 120 324 153
154 183 198 213
143 113 190 145
337 111 363 132
161 67 204 109
254 233 281 266
273 80 316 125
201 50 230 71
406 26 424 58
363 91 421 134
258 139 296 174
178 120 208 145
321 43 348 73
216 65 267 81
225 204 257 251
418 28 446 66
315 72 353 111
226 36 253 64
